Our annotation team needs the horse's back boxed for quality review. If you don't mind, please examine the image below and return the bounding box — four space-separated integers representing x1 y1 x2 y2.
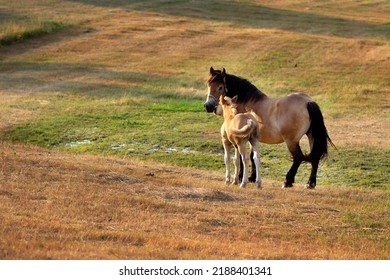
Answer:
284 92 312 104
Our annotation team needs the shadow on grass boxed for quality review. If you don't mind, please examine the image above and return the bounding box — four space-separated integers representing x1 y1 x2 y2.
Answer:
69 0 389 39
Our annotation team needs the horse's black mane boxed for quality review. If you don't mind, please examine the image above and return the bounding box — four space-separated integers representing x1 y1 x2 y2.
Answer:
225 73 266 103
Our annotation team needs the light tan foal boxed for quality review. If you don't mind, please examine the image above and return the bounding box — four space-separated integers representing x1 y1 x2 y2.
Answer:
220 95 261 189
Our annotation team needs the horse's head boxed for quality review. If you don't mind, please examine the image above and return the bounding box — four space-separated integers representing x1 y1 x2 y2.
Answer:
204 67 227 113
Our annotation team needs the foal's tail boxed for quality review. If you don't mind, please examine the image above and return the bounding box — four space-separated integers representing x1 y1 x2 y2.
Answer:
306 102 335 161
232 119 256 138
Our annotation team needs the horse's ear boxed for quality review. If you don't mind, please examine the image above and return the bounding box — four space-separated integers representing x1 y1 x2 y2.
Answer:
210 67 214 75
222 68 226 76
232 95 238 103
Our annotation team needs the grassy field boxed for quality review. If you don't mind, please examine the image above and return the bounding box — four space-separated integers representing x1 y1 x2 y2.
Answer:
0 0 389 259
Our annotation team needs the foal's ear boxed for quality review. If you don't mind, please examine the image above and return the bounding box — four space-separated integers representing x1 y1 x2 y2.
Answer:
232 95 238 103
210 67 214 75
223 96 232 105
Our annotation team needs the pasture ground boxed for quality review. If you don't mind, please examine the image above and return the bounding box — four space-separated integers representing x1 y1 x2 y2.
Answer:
1 143 388 259
0 0 389 259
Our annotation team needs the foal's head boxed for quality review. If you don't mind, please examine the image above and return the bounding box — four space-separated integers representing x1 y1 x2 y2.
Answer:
220 95 239 117
204 67 227 113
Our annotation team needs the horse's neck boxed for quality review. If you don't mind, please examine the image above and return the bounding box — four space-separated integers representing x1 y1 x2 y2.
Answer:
227 74 267 102
245 93 269 109
245 95 271 122
226 74 246 95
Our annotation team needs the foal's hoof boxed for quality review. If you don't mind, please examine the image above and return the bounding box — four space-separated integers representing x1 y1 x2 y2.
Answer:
305 183 316 189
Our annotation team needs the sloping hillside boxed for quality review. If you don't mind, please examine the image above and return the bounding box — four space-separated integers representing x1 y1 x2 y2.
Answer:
0 0 389 259
0 143 388 259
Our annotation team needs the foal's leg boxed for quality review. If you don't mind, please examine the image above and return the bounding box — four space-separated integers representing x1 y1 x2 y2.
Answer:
283 141 305 188
223 141 231 185
239 155 244 182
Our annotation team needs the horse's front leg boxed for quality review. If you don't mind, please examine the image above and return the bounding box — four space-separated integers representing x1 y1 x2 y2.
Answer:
251 142 261 189
238 155 244 182
239 152 256 182
248 151 256 182
233 147 240 185
238 144 248 188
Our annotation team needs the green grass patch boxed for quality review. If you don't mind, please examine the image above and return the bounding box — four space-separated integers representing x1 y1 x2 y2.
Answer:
0 19 72 46
4 94 389 189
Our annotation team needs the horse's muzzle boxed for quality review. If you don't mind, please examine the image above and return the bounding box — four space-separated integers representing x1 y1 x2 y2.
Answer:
204 100 217 113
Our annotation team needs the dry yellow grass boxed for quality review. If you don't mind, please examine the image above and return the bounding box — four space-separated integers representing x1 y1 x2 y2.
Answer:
253 0 390 24
0 143 388 259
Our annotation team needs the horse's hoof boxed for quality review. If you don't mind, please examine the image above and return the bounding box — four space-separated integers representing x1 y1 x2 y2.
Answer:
305 183 316 189
248 175 256 183
256 182 262 189
240 183 247 188
282 182 293 188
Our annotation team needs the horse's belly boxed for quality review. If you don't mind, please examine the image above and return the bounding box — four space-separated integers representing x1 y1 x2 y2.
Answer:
258 125 284 144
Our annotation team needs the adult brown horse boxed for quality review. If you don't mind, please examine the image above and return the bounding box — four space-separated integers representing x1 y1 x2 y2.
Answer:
205 67 334 189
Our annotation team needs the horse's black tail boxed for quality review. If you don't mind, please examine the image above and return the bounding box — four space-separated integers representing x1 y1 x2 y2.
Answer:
306 101 335 162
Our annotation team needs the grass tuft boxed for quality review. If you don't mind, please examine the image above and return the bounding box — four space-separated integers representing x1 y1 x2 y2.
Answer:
0 20 71 46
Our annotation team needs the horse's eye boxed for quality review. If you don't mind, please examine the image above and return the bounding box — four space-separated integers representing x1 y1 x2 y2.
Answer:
218 85 223 92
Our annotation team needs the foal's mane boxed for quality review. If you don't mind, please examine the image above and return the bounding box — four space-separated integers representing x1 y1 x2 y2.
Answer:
209 70 266 103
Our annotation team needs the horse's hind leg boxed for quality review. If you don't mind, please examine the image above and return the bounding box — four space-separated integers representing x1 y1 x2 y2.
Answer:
283 141 304 188
306 159 319 189
306 132 319 189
